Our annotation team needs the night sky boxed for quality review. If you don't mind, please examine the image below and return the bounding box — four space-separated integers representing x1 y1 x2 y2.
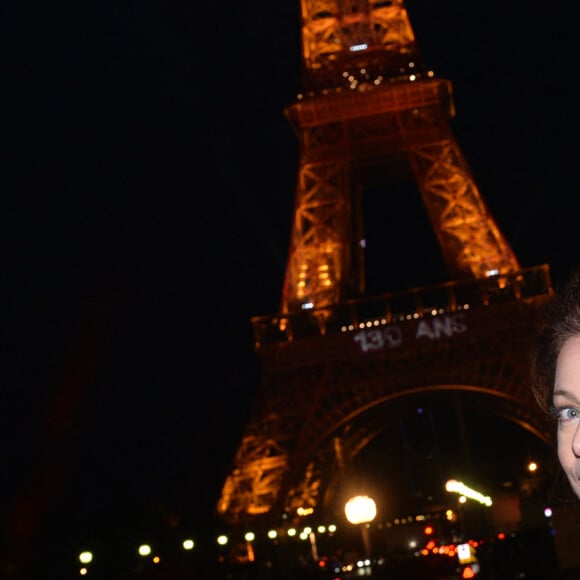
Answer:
3 0 579 574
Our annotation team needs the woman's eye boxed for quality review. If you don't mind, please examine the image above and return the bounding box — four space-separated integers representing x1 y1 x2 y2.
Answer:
557 407 579 422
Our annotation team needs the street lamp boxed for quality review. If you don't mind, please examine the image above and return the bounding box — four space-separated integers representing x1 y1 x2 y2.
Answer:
345 495 377 559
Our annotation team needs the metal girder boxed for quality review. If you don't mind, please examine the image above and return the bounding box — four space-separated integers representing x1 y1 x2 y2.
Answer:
216 0 555 532
217 275 554 526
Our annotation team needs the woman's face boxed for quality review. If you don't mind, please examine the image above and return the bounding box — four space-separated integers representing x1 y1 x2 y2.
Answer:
554 335 580 499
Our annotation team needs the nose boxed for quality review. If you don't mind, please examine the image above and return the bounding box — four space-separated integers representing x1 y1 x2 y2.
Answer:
572 423 580 457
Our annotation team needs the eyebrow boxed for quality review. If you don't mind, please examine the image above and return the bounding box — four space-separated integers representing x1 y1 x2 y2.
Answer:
553 388 580 406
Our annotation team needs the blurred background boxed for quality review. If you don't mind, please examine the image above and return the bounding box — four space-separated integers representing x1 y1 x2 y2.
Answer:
2 1 579 578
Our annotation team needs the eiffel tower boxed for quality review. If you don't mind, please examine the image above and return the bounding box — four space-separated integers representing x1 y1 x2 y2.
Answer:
217 0 554 529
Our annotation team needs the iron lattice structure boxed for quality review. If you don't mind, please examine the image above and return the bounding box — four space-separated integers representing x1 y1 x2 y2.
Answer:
216 0 554 528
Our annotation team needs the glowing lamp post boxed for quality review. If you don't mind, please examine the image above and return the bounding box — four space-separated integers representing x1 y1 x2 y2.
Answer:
345 495 377 559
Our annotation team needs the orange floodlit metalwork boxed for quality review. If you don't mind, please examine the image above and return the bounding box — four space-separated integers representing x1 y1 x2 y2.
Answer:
216 0 553 528
280 0 519 314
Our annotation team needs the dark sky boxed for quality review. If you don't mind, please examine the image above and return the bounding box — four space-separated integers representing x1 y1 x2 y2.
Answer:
3 0 579 572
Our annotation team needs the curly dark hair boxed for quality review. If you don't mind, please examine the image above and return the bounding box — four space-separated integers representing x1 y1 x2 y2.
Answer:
531 266 580 416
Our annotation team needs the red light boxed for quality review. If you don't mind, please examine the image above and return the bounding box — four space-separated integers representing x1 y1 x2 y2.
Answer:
462 566 476 578
497 532 505 540
424 525 434 535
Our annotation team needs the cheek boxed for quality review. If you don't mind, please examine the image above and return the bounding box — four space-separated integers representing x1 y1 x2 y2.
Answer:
558 430 573 467
558 430 567 451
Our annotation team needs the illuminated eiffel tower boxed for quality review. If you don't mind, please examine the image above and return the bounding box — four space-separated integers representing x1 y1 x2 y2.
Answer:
217 0 553 528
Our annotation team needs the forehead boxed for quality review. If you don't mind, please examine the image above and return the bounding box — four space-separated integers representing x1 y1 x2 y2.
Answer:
555 335 580 387
558 335 580 359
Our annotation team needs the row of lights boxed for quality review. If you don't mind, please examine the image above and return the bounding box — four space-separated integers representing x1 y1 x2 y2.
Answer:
76 474 543 575
296 65 436 100
77 539 195 576
73 511 443 575
340 303 470 333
